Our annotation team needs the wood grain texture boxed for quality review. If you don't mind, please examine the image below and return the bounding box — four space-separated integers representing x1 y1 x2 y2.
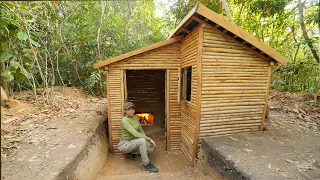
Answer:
260 65 272 131
199 26 269 138
107 43 181 152
180 27 199 163
168 4 288 65
94 36 183 68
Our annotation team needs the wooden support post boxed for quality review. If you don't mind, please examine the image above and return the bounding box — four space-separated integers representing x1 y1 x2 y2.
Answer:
120 70 124 116
260 65 272 131
178 67 181 103
191 16 204 24
166 70 170 150
192 24 204 166
123 70 127 102
106 70 113 153
181 27 191 33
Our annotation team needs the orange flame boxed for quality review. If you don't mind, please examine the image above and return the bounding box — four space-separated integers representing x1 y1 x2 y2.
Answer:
136 113 154 125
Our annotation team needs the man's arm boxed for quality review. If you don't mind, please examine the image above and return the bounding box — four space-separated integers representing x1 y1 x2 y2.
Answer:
138 124 146 135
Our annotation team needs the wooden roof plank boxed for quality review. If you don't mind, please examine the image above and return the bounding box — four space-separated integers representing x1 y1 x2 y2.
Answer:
167 4 198 38
94 35 184 69
168 3 288 66
196 4 288 65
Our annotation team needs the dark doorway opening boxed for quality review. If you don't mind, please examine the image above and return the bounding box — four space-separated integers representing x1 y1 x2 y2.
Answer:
126 70 166 130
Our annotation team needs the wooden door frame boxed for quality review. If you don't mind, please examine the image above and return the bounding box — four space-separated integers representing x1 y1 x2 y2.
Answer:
165 69 170 150
121 68 169 150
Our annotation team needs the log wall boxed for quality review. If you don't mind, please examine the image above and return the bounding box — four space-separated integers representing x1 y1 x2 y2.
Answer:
108 43 181 152
180 27 199 162
107 69 123 152
199 26 270 140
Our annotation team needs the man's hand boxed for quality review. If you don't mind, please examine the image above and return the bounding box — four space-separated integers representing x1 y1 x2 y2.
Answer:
149 139 157 148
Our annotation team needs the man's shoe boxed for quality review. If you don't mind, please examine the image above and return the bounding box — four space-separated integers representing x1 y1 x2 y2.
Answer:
125 153 136 160
142 163 159 173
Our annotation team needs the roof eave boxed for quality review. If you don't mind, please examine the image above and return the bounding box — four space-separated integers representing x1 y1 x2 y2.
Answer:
94 35 184 69
168 3 288 66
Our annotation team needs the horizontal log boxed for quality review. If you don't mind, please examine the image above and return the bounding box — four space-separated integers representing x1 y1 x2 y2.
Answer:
201 126 260 133
202 79 268 84
203 47 255 54
202 90 266 94
181 48 198 59
181 30 199 45
200 120 261 126
204 43 248 51
204 32 226 39
202 51 261 58
201 108 263 114
201 101 265 108
203 39 244 47
201 115 261 122
201 117 261 124
202 84 267 88
201 99 265 104
201 94 265 98
181 38 198 52
181 62 196 68
199 129 254 137
203 67 268 72
202 105 264 112
182 35 198 46
201 111 262 117
203 37 242 44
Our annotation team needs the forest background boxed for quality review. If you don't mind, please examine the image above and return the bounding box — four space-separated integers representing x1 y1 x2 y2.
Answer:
0 0 319 99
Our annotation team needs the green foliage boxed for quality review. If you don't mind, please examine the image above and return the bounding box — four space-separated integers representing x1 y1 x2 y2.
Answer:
272 62 320 93
1 1 166 96
17 31 27 41
0 0 319 96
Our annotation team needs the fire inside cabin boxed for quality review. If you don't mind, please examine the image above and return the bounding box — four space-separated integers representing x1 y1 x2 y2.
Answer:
136 113 155 125
126 70 166 134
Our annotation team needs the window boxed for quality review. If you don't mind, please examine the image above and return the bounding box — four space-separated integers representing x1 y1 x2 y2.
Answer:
181 66 192 101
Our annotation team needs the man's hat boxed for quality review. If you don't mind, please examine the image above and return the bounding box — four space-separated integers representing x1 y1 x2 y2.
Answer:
124 102 135 110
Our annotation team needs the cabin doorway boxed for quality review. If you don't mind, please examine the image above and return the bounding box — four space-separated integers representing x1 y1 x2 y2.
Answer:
125 70 167 149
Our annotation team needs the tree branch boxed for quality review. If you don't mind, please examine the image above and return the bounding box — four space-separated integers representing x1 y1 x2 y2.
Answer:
220 0 233 22
298 0 319 63
97 1 106 60
237 0 245 25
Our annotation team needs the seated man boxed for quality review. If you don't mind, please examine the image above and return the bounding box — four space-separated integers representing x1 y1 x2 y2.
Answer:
117 102 159 173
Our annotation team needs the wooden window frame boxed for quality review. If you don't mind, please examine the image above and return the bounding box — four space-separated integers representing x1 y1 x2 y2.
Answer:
181 66 192 101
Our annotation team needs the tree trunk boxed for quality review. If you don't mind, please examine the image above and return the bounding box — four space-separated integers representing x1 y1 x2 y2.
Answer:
298 0 319 63
97 1 106 60
237 0 245 25
220 0 233 22
0 61 8 95
1 86 8 107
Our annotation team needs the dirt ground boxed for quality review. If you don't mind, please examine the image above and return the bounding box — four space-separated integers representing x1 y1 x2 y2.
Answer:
200 91 320 180
1 87 319 179
96 126 212 180
1 87 107 179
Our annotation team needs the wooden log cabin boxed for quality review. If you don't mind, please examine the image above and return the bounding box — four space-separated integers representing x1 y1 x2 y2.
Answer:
94 4 288 165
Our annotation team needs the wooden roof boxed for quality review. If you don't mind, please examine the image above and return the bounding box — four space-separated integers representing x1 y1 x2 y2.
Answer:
94 36 183 69
168 3 288 65
94 3 288 69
